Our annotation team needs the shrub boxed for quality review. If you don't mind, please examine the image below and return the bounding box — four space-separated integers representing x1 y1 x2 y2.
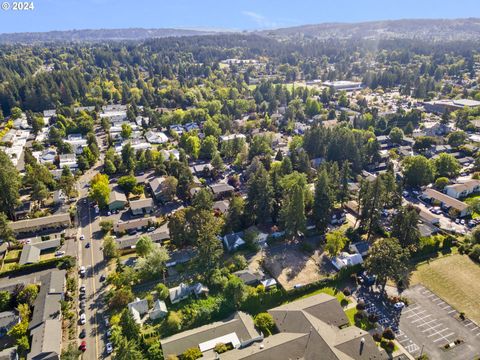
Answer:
214 343 230 354
254 312 275 336
354 312 364 322
356 300 366 311
231 254 248 271
373 333 382 342
342 287 351 296
368 313 378 323
468 244 480 263
380 339 395 353
182 347 202 360
155 283 169 301
166 311 183 333
382 328 395 340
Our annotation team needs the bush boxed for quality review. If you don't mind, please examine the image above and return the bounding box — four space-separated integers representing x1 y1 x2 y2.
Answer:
353 312 364 321
231 254 248 271
155 283 169 301
368 313 378 323
166 311 183 333
380 339 395 353
342 287 351 296
373 333 382 342
356 300 366 311
254 312 275 336
214 343 231 354
182 347 202 360
468 244 480 263
382 328 395 340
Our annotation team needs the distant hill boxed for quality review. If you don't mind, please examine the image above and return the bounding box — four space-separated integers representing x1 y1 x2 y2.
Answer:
0 28 217 43
259 18 480 41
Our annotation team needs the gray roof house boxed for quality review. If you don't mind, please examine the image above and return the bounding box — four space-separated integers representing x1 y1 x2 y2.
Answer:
27 270 66 360
222 232 245 252
19 239 61 265
130 198 154 216
128 298 149 324
0 311 20 337
169 282 209 304
150 300 168 320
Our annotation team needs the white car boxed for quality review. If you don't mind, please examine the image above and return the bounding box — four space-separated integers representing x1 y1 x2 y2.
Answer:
79 235 85 240
394 301 405 309
80 313 86 325
79 266 86 277
106 343 113 354
80 284 86 292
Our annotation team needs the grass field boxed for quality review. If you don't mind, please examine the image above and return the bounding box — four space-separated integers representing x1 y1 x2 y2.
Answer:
410 254 480 323
4 249 21 261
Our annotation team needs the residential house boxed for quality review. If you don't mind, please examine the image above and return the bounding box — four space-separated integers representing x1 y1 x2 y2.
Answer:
348 242 370 257
130 198 154 216
58 154 77 170
161 149 180 161
108 188 128 211
0 311 20 337
149 177 171 203
223 232 245 252
168 282 209 304
64 134 87 154
219 134 246 142
19 239 61 265
331 252 363 270
209 183 234 199
169 124 184 135
0 347 18 360
150 300 168 320
114 217 156 234
9 213 71 235
27 270 66 360
422 188 470 217
213 200 229 215
233 270 264 286
128 298 149 324
145 130 168 144
445 180 480 199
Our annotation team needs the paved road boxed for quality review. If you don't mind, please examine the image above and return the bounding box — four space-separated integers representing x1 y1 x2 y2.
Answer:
75 129 111 359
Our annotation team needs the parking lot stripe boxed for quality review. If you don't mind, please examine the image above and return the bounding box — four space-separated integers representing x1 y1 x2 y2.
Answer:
441 305 451 310
407 310 426 319
416 318 436 327
402 306 420 314
427 293 436 298
432 297 443 302
427 328 449 337
422 323 443 332
433 332 455 343
448 309 456 314
412 315 431 324
465 322 476 327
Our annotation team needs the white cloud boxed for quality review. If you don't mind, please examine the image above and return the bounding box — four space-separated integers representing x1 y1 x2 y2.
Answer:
242 11 278 29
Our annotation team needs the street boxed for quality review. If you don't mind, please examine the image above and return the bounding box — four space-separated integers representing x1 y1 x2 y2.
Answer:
75 130 111 359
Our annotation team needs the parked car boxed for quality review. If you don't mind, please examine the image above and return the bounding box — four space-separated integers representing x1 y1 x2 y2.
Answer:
79 341 87 351
394 301 405 309
80 284 86 292
79 235 85 240
85 242 90 248
55 251 65 257
79 329 86 339
79 266 86 277
79 314 86 325
79 300 86 309
99 274 106 282
106 343 113 354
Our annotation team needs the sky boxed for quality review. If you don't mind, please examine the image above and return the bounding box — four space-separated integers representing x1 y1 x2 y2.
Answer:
0 0 479 33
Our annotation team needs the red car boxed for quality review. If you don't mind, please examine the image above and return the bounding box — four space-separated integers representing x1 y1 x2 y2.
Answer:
79 341 87 352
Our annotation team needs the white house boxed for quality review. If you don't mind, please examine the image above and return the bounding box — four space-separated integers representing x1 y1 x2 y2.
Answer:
445 180 480 199
145 130 168 144
331 252 363 270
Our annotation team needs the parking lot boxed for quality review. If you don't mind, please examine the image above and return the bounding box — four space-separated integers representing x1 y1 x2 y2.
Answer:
355 284 480 359
399 285 480 360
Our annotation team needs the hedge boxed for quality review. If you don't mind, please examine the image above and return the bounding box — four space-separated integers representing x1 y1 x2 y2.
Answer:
0 256 75 277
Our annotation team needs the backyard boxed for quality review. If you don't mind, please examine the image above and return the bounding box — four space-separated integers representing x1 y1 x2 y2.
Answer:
410 254 480 323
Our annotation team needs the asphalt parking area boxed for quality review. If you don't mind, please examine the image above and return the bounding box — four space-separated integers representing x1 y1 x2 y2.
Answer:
399 285 480 360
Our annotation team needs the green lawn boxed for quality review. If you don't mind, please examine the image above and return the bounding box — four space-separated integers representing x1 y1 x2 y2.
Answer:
344 307 374 330
296 286 348 304
4 249 21 261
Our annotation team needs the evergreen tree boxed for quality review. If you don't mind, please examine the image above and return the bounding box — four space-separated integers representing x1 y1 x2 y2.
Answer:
246 163 272 225
312 170 332 232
